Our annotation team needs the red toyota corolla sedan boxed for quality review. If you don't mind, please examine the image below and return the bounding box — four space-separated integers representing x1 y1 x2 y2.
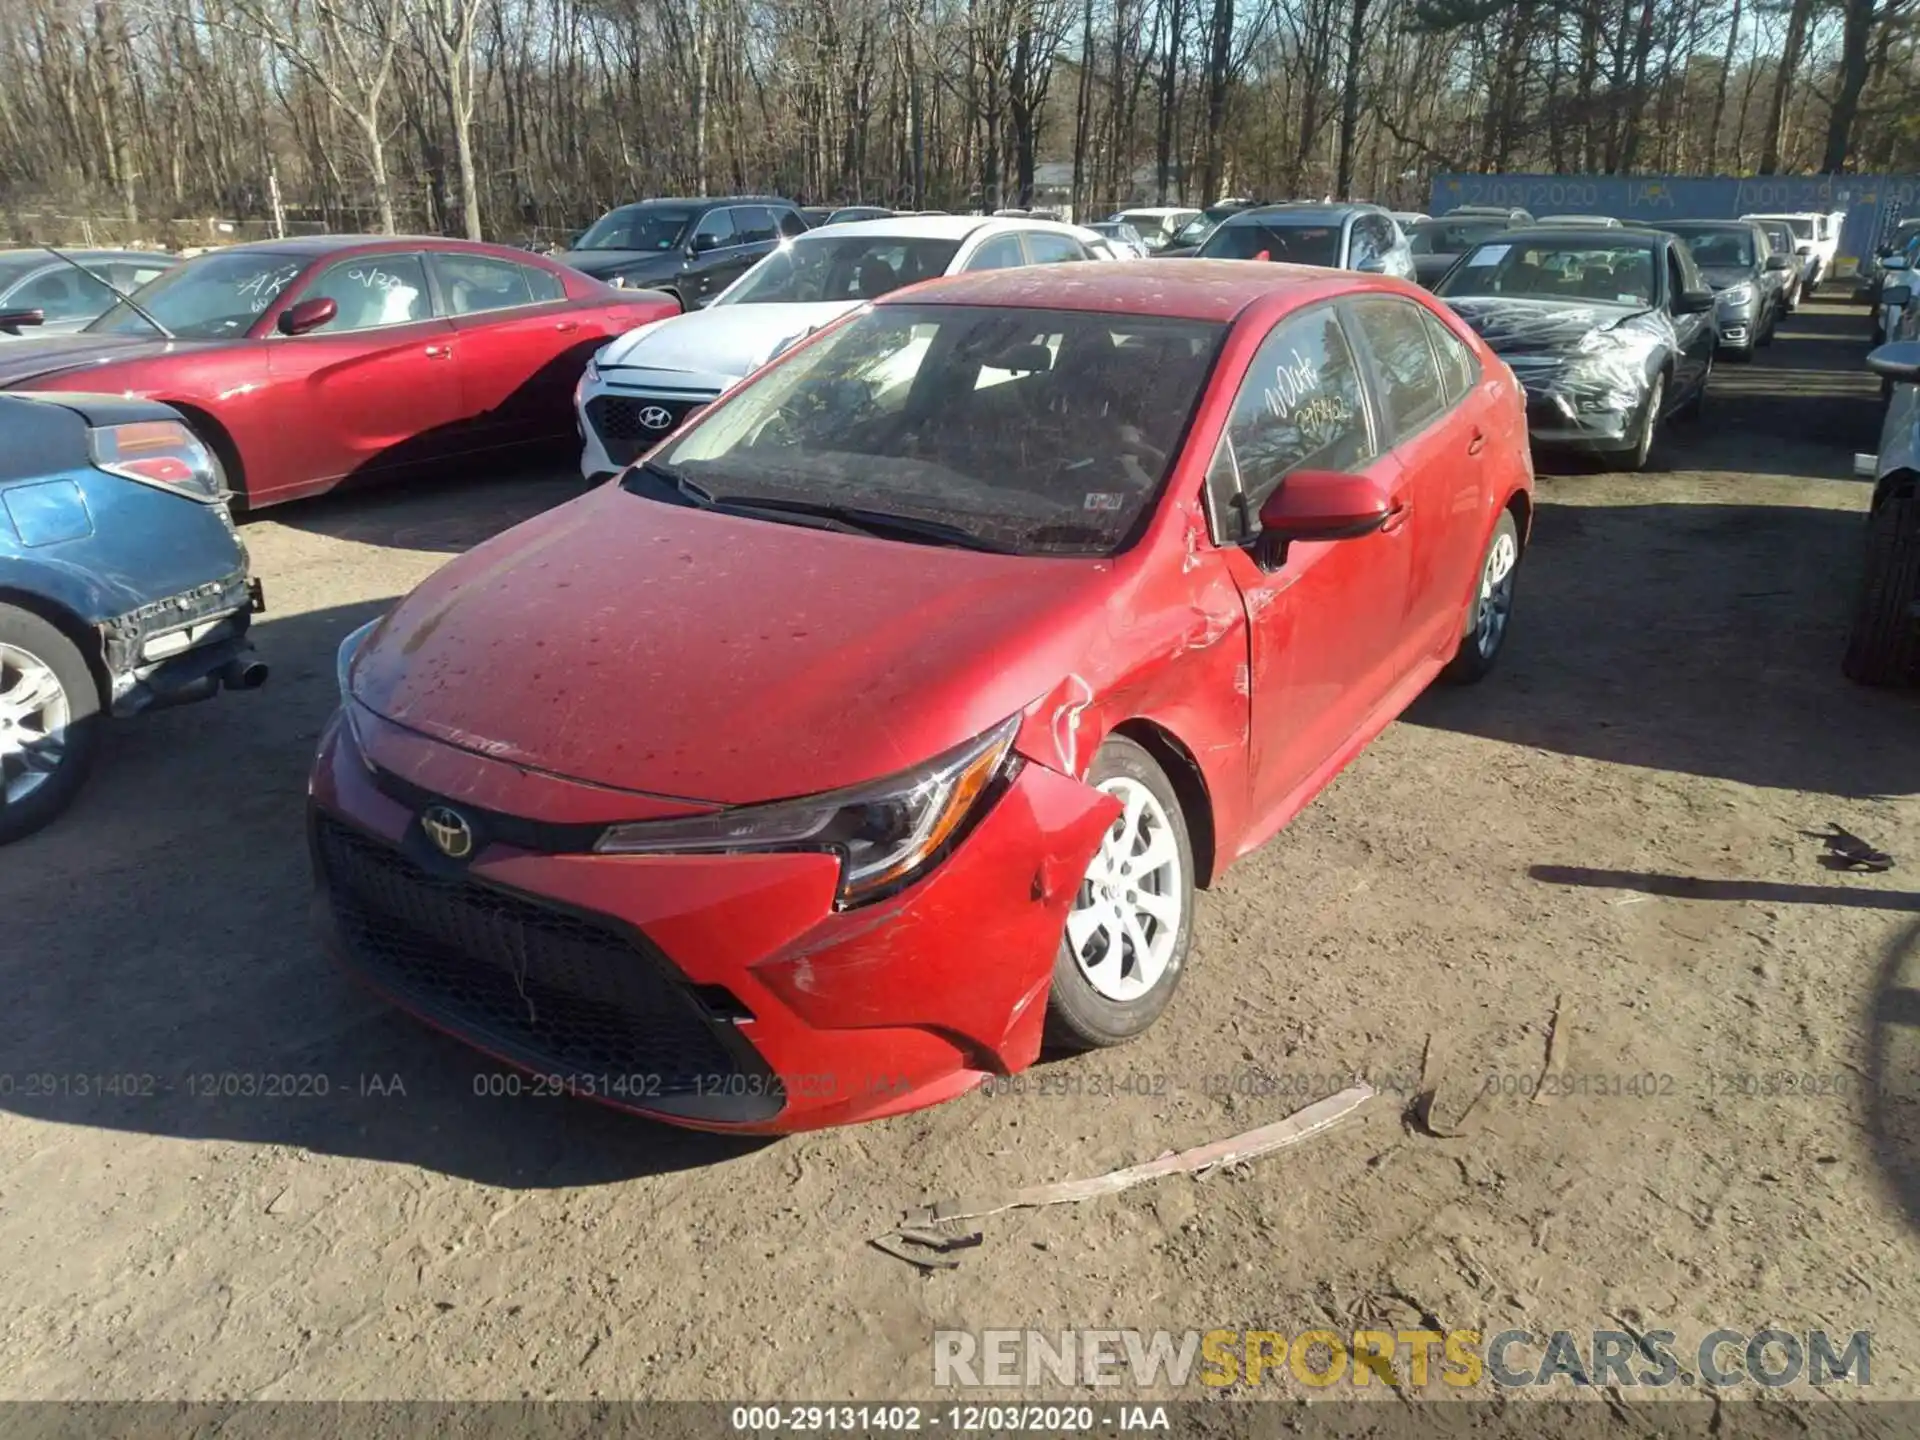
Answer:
308 261 1534 1133
0 237 674 508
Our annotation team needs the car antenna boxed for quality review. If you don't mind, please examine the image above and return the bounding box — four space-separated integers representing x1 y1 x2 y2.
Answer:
40 244 174 339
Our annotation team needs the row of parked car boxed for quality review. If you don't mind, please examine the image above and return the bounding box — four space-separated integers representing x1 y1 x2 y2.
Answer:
6 182 1918 1133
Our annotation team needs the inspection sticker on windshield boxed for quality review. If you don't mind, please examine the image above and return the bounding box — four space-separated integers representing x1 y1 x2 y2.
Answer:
1084 492 1124 512
1466 244 1511 266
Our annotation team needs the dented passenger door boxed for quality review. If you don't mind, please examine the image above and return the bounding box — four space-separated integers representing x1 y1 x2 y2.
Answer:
1202 302 1414 830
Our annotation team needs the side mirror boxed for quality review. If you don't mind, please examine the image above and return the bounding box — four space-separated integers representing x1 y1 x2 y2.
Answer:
1766 253 1794 271
0 307 45 334
1883 254 1909 271
1884 284 1913 307
1255 470 1394 546
1675 288 1716 315
1354 256 1387 274
1867 340 1920 383
277 296 337 336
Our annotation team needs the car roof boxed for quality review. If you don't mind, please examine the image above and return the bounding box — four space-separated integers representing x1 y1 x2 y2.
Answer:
1116 206 1200 217
1492 226 1665 245
0 247 173 264
802 214 1082 243
603 196 790 212
1220 203 1378 225
874 257 1390 322
174 235 557 261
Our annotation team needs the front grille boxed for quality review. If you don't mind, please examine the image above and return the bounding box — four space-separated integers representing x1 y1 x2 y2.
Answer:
313 815 781 1120
586 395 707 463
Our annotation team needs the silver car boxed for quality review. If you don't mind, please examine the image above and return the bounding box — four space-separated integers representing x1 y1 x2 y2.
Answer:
1846 338 1920 683
0 249 176 340
1194 202 1416 280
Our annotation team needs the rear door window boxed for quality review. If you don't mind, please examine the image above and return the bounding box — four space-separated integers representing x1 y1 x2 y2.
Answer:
731 207 779 245
1206 304 1375 543
1023 232 1087 265
1348 297 1448 440
1422 311 1480 407
963 234 1027 272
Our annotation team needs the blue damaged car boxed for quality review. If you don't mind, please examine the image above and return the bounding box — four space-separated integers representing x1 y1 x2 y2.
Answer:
0 392 267 843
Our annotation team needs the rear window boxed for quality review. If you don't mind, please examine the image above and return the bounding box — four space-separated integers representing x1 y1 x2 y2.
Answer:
1408 222 1504 256
646 303 1227 556
1200 224 1341 267
723 236 962 305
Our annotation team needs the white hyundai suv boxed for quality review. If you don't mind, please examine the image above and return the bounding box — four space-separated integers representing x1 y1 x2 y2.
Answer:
573 215 1105 479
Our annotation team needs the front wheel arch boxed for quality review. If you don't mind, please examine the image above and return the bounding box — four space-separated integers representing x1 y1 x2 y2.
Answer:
1108 718 1217 890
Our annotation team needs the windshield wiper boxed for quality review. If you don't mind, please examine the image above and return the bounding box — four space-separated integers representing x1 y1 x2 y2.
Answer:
706 496 1017 553
44 246 173 338
630 463 875 537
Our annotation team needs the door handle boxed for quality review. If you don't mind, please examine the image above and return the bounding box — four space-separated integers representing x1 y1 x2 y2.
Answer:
423 344 452 359
555 320 580 333
1380 501 1411 534
1466 429 1486 457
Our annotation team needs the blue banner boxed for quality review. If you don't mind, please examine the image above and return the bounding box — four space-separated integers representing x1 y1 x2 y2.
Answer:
1429 173 1920 273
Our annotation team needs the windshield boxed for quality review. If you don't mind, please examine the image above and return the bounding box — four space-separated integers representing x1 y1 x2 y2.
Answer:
1199 223 1341 266
1118 213 1183 246
1671 227 1755 269
1408 220 1504 256
1437 240 1658 306
85 250 307 337
720 236 961 306
0 255 48 295
1766 217 1814 240
642 302 1224 556
576 206 694 252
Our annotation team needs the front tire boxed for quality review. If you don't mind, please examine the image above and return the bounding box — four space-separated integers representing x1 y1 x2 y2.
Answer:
1842 493 1920 686
1617 373 1664 472
1046 738 1195 1050
0 605 103 845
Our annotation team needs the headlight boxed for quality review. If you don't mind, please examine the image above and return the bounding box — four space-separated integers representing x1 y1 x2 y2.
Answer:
595 716 1020 906
583 346 606 384
336 618 381 701
1718 283 1754 306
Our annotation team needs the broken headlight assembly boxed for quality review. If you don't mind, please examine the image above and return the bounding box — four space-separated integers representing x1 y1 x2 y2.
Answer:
596 716 1021 906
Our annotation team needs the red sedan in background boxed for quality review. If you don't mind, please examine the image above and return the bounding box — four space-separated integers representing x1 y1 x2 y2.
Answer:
309 261 1534 1133
0 237 675 508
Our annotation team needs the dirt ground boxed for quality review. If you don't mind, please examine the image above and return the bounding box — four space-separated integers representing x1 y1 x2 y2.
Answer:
4 298 1920 1421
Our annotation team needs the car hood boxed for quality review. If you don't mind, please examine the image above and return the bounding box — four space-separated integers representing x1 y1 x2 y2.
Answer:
1698 265 1756 291
347 482 1114 805
0 332 186 388
1443 296 1673 408
598 302 858 383
556 248 685 282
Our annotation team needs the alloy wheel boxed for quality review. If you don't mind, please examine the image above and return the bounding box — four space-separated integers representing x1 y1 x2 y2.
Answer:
0 641 72 807
1064 776 1185 1003
1474 528 1520 659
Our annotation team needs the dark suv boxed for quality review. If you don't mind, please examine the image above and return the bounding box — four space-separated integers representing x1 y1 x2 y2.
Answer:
556 197 810 311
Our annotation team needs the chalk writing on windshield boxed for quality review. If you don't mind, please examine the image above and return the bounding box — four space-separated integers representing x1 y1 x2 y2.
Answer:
238 265 301 313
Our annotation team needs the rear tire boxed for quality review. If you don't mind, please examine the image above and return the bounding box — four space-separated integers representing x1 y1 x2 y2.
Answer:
0 604 103 846
1045 737 1195 1051
1443 510 1522 685
1842 493 1920 686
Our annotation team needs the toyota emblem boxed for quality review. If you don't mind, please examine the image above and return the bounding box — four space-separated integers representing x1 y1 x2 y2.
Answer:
420 805 474 860
637 405 675 431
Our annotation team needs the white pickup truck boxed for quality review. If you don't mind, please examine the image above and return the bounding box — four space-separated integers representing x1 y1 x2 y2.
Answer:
1741 211 1839 292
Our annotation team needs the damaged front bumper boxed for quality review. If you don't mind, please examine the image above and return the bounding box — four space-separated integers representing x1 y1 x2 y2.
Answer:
102 570 268 718
1522 389 1641 451
307 704 1119 1133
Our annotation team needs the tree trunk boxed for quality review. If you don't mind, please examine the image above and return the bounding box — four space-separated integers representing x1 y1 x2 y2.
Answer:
1333 0 1370 199
1819 0 1876 172
1758 0 1813 174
